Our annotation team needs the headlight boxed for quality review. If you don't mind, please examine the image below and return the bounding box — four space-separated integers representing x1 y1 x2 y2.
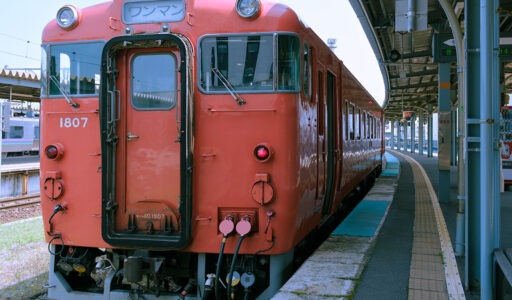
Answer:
56 5 80 29
236 0 261 19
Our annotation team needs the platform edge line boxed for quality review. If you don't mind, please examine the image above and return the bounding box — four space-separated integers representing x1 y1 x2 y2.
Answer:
389 150 466 300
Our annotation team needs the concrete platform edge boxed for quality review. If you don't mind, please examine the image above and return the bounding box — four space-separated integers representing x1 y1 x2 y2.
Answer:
273 152 400 299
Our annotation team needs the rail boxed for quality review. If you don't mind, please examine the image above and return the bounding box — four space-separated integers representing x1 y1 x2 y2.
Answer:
0 193 40 210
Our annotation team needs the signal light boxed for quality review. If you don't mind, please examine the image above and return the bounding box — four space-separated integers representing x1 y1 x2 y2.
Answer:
254 145 270 161
45 144 64 160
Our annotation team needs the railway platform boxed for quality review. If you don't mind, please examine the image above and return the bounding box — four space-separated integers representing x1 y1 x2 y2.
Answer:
275 150 512 299
0 161 40 199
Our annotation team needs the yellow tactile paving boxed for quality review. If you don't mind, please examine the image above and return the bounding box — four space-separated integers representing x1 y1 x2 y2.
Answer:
390 150 465 300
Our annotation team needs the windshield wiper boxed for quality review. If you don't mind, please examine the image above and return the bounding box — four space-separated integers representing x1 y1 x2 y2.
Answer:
211 67 246 105
49 75 80 108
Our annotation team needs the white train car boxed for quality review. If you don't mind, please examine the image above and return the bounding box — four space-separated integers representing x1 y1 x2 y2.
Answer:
2 117 39 156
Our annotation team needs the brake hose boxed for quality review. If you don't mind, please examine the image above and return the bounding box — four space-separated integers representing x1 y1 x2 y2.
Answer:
47 204 65 256
215 217 235 299
227 235 245 300
214 235 228 300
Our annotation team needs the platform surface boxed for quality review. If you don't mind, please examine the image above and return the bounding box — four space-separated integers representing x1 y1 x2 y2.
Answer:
1 162 39 173
273 152 399 299
332 200 390 237
273 150 474 299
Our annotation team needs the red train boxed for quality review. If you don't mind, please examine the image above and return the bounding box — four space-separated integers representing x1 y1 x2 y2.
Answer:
40 0 384 298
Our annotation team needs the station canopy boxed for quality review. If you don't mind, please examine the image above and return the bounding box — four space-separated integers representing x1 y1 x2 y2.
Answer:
350 0 512 119
0 68 40 103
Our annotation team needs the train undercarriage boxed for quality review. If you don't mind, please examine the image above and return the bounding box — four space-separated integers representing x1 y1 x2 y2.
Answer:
47 245 294 300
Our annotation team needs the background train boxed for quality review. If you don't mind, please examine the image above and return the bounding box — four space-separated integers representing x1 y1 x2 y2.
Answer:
40 0 384 299
2 117 39 157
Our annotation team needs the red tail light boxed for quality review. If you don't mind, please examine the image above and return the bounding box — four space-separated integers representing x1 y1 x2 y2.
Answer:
45 144 64 160
46 146 58 159
254 145 270 161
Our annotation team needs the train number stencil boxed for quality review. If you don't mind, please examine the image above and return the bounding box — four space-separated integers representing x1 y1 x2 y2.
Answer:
59 117 88 128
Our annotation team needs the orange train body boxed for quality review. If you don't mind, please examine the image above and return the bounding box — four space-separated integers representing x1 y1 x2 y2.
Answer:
40 0 384 298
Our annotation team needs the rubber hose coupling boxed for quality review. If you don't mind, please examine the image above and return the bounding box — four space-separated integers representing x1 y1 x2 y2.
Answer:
219 216 235 236
236 216 252 236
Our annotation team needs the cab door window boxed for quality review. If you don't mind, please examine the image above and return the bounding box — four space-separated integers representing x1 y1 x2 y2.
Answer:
131 53 177 110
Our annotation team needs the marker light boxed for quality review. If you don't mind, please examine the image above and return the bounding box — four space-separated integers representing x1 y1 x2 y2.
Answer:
57 5 80 29
46 144 64 160
236 0 261 19
46 146 58 159
254 145 270 161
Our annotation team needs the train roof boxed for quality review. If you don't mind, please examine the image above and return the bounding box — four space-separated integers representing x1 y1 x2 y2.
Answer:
42 0 303 43
42 0 380 112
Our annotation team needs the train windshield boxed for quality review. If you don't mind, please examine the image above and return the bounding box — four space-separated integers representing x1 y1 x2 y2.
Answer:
46 42 104 97
199 34 300 93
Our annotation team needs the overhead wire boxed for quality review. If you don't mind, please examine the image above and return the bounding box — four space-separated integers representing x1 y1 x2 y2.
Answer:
0 32 41 63
0 32 39 47
0 50 40 62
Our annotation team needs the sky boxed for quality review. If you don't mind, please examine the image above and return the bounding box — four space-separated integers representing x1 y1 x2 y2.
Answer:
0 0 385 105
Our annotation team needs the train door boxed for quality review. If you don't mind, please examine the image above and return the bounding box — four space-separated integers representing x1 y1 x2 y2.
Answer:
317 69 326 201
322 71 336 216
335 68 344 195
121 49 180 230
100 35 192 248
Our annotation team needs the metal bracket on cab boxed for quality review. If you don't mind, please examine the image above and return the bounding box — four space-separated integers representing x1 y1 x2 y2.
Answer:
160 23 171 34
123 25 134 36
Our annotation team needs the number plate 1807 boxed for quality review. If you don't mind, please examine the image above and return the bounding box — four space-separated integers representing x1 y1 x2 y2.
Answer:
60 117 88 128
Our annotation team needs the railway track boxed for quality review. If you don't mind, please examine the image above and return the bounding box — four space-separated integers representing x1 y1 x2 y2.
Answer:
0 194 40 210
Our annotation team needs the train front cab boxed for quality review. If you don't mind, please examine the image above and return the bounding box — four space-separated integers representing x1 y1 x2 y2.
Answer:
41 1 384 299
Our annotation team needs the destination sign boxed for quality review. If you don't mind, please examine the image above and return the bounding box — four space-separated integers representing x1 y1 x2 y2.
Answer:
122 0 185 24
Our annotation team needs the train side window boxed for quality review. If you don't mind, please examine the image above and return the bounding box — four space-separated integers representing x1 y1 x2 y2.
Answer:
48 42 103 96
199 35 274 92
318 70 324 134
377 119 379 138
131 53 177 110
278 35 300 91
9 126 24 139
372 117 376 139
366 113 370 139
376 119 379 139
345 100 349 140
349 104 355 140
355 107 360 139
34 127 40 139
41 47 47 97
362 111 366 140
375 119 378 139
377 118 379 138
303 42 312 98
369 117 373 139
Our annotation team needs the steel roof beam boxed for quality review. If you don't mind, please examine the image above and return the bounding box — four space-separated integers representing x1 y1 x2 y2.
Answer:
389 69 438 79
401 50 433 59
391 82 438 89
